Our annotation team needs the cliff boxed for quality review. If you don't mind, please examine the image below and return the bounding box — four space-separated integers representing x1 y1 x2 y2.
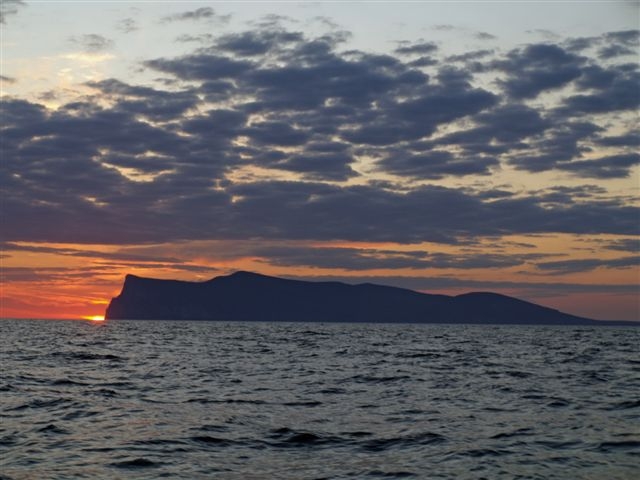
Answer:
104 271 606 325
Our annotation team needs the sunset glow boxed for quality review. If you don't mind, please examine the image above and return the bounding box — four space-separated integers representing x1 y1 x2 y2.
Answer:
1 2 638 321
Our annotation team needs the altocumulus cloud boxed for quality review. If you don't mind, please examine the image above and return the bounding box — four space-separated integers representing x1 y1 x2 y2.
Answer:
0 0 26 24
160 7 229 24
1 24 639 250
69 34 114 52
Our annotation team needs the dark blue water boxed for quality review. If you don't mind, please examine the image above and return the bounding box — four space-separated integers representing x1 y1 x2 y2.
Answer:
1 320 638 479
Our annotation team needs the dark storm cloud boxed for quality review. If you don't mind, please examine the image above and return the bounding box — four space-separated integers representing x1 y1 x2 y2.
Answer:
0 0 25 24
535 256 640 275
69 34 114 52
494 44 585 99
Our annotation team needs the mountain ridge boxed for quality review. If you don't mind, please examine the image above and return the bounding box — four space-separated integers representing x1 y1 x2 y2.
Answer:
105 271 635 325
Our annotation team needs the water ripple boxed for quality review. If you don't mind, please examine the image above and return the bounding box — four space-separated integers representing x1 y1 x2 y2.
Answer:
1 320 638 479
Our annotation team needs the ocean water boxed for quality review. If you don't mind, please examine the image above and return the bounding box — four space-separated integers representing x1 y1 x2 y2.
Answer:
0 320 638 480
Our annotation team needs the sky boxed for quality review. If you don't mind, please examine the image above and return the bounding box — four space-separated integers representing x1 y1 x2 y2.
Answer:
1 1 639 321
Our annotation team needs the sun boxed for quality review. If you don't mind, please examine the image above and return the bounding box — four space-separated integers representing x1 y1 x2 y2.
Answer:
84 315 105 322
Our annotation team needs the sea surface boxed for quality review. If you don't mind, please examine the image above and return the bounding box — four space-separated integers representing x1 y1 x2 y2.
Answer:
1 320 638 480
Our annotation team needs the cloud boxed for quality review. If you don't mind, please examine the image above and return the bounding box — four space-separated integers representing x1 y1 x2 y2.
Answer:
1 75 16 84
432 103 551 156
244 121 310 146
527 29 561 40
254 245 538 271
0 0 25 24
395 41 438 55
535 256 640 274
341 77 497 145
561 64 640 114
508 121 604 173
2 25 639 249
603 238 640 253
432 24 455 31
598 44 636 59
176 34 215 43
116 18 138 34
0 242 185 264
312 16 340 30
85 78 200 121
144 55 253 80
494 43 585 99
160 7 228 24
69 34 114 52
407 56 438 68
446 49 494 63
604 29 640 46
1 266 77 283
475 32 496 40
252 13 295 29
215 30 303 56
377 150 497 179
555 153 640 179
564 29 639 54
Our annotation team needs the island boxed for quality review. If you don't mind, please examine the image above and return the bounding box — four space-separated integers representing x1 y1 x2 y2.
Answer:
104 271 630 325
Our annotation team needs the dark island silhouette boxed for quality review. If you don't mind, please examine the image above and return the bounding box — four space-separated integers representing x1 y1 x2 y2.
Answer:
104 271 627 325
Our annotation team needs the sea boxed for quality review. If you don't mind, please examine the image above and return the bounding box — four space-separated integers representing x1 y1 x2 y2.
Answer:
0 320 638 480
